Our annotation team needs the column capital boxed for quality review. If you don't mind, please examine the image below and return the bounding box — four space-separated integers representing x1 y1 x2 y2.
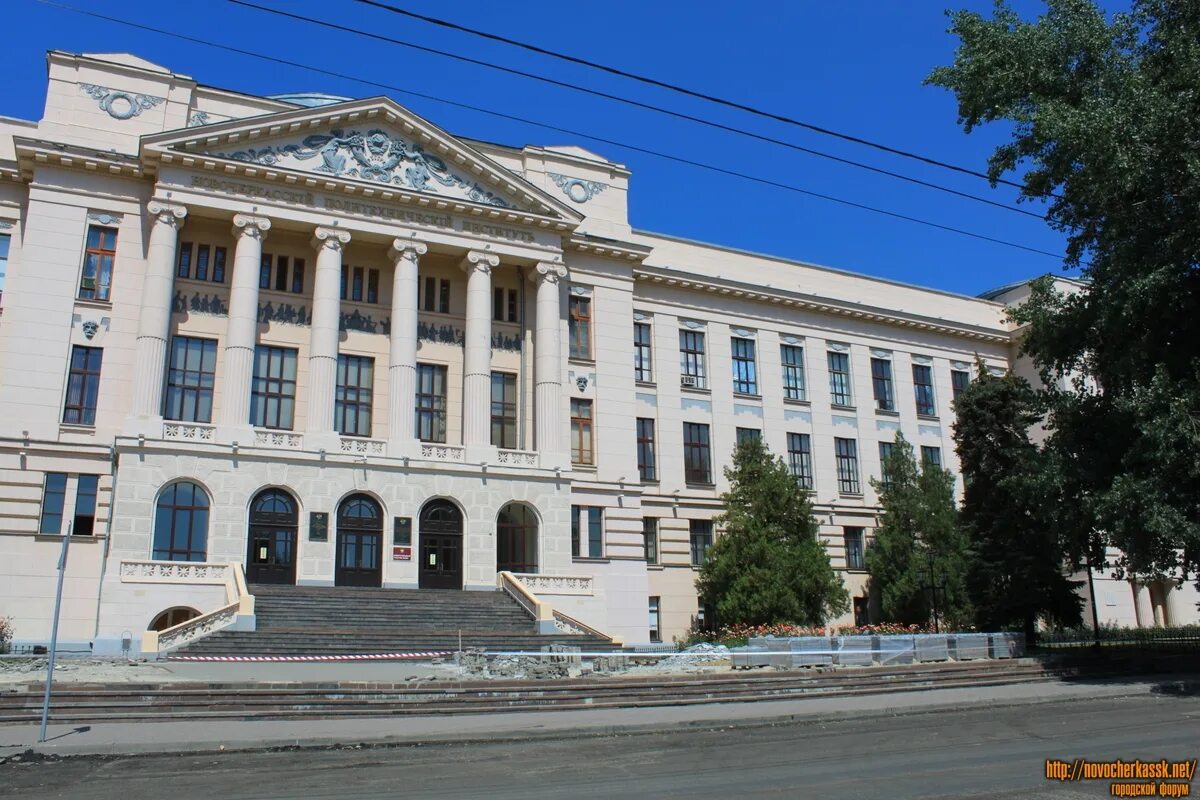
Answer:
232 213 271 240
390 237 428 261
313 226 351 252
147 200 187 229
461 249 500 275
533 260 568 285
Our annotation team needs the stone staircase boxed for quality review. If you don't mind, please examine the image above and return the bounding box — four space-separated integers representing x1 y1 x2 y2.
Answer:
171 584 617 657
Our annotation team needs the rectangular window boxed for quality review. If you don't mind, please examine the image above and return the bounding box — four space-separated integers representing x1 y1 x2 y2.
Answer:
921 446 942 469
0 232 10 301
415 363 448 443
351 266 364 302
570 398 594 465
438 278 450 313
569 295 592 359
212 246 227 284
730 337 758 395
335 354 374 437
423 276 435 310
828 350 853 406
683 422 712 484
871 357 895 412
164 336 217 423
648 597 661 643
634 322 653 382
290 257 304 294
787 432 814 489
490 371 518 449
79 224 117 301
63 345 103 425
690 519 714 566
250 346 298 430
507 288 518 322
493 287 505 322
679 330 707 389
643 517 658 565
913 364 937 416
844 527 865 571
176 241 193 279
736 427 761 447
195 245 211 282
835 437 861 494
494 287 518 322
636 417 657 481
571 505 603 558
951 369 970 401
878 441 896 488
260 253 272 290
39 472 67 534
73 474 99 536
367 269 379 304
780 344 806 401
272 255 287 291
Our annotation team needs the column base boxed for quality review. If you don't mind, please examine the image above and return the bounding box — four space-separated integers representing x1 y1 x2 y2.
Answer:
123 414 165 439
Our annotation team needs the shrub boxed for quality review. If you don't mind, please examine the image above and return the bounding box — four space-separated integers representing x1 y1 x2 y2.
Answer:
0 616 12 654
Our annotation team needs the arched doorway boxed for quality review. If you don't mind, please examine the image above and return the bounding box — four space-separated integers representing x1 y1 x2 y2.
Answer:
336 494 383 587
497 502 538 574
246 488 299 585
419 499 463 590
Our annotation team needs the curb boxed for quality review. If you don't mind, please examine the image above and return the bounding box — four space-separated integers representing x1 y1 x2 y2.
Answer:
0 680 1166 761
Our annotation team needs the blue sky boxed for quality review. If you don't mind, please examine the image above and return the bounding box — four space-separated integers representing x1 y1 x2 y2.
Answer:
3 0 1082 297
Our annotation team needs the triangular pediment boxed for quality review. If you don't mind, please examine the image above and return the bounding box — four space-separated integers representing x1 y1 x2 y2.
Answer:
142 97 582 225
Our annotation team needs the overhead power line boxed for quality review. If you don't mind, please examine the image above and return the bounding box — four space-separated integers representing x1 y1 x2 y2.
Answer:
32 0 1068 262
353 0 1040 197
228 0 1044 221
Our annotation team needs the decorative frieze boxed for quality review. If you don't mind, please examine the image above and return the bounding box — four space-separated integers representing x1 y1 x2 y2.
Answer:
79 83 164 120
513 573 594 596
187 110 212 127
120 560 228 584
255 430 303 449
87 211 122 226
496 449 538 467
420 443 465 462
549 172 607 204
163 422 216 441
340 437 386 455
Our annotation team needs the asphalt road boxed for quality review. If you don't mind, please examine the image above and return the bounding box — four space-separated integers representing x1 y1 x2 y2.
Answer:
2 692 1198 799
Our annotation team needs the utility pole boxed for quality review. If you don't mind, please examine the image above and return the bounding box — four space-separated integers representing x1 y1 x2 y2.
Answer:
39 522 72 743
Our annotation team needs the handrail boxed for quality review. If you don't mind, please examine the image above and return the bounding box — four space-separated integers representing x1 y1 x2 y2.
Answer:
139 561 254 655
497 571 619 644
552 609 612 642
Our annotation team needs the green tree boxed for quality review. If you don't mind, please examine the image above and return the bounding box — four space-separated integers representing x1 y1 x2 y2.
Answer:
696 437 849 626
952 365 1083 637
866 434 972 629
928 0 1200 581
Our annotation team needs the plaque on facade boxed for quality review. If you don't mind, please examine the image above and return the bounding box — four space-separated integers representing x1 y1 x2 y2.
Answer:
309 511 329 541
393 516 412 545
392 546 412 561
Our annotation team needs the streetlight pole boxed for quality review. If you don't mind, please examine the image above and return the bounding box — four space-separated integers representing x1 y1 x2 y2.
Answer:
39 522 72 743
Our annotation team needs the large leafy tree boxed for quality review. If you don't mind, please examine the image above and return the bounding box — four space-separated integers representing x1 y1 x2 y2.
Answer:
866 434 972 629
953 365 1083 637
696 438 849 626
928 0 1200 581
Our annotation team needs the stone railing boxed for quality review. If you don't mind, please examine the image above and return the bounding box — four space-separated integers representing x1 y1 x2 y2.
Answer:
497 571 617 644
496 449 539 468
163 422 215 442
510 573 593 596
124 559 256 655
255 429 303 449
421 443 465 462
340 436 386 455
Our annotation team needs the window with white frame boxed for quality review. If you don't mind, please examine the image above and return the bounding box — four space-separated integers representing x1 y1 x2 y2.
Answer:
780 343 806 401
730 337 758 395
679 329 707 389
827 350 853 407
634 321 653 383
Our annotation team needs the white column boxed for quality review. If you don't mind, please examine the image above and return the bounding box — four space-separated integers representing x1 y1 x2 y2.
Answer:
1133 581 1153 629
533 261 568 465
461 250 499 454
387 236 426 457
218 214 271 439
1163 580 1187 627
128 200 187 433
306 226 351 449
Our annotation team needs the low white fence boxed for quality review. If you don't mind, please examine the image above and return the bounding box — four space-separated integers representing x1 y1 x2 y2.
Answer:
732 632 1024 669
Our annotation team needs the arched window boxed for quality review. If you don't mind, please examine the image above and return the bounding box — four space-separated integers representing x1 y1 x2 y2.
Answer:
149 607 200 632
247 488 299 585
153 481 209 562
497 502 538 574
420 498 463 531
339 494 382 529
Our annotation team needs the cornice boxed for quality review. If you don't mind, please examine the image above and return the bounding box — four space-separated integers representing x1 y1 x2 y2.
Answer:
632 265 1013 345
13 137 143 182
567 235 652 263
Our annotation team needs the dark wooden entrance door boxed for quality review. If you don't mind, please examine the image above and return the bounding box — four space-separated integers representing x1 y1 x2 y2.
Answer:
419 499 463 590
335 494 383 588
246 489 298 585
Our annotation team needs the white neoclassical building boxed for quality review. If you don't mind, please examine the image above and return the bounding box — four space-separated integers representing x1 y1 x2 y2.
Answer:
0 52 1194 654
